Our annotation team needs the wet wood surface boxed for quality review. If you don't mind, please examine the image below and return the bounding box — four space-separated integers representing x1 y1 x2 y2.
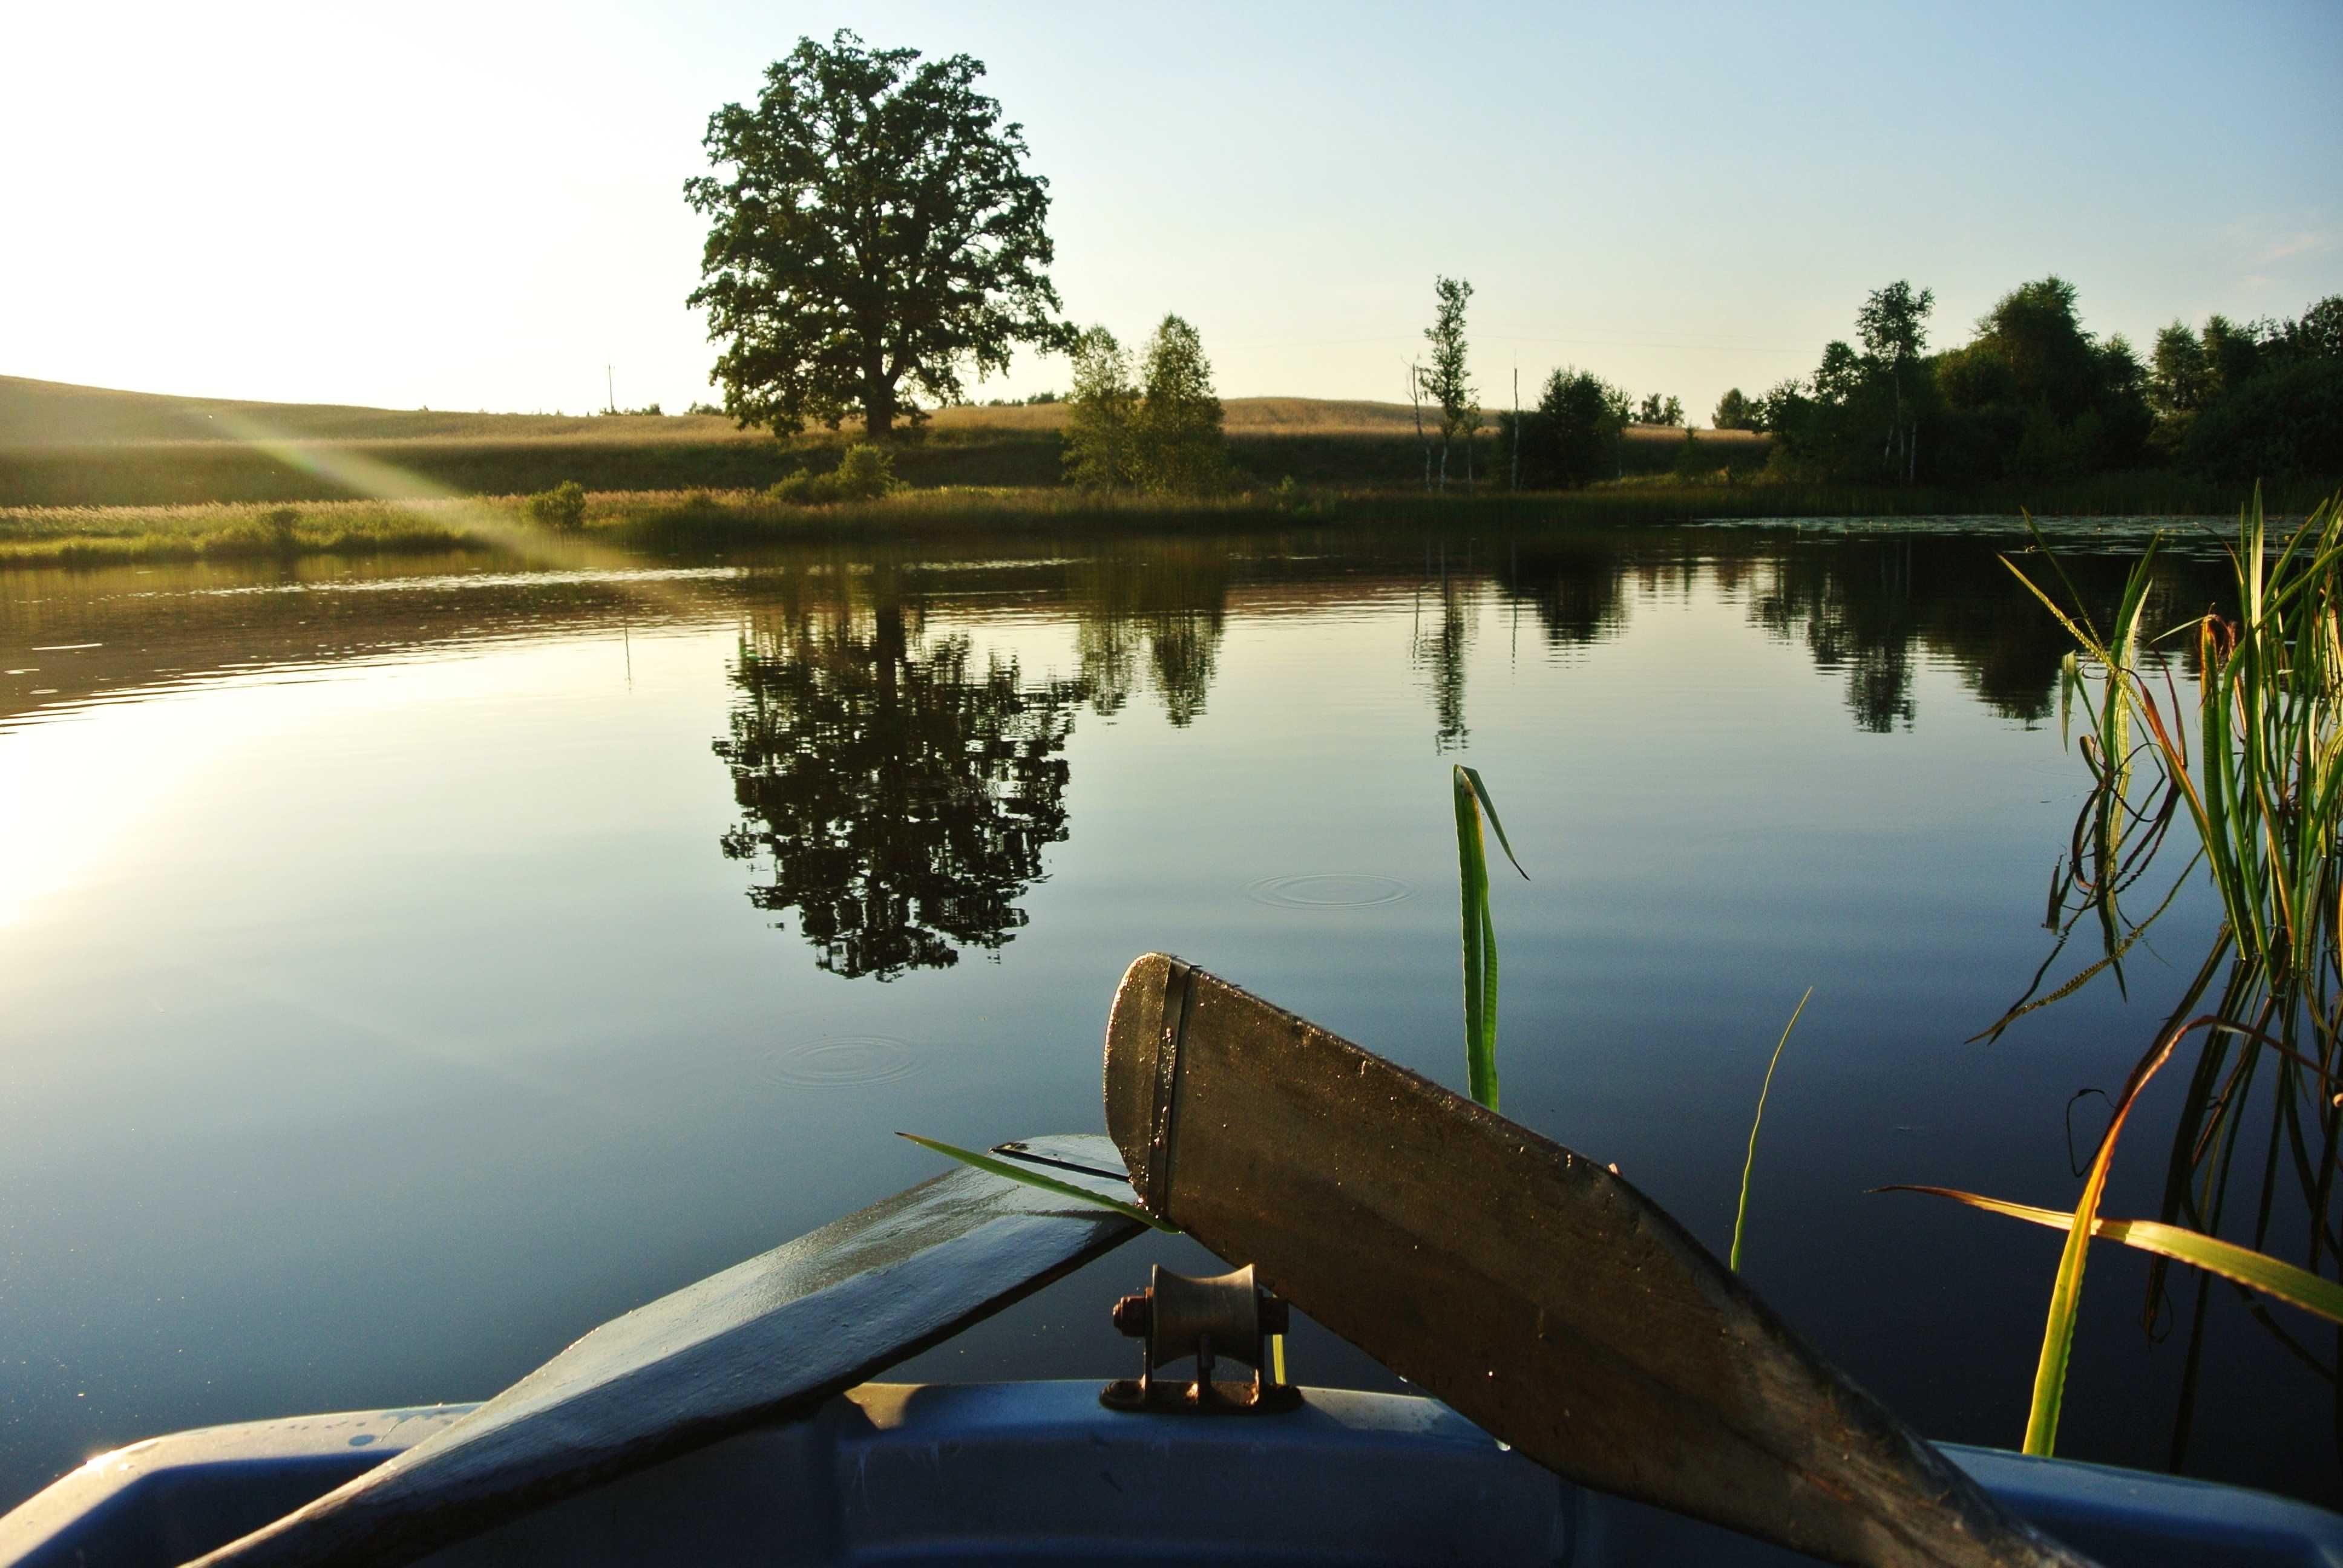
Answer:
188 1134 1143 1568
1104 953 2097 1568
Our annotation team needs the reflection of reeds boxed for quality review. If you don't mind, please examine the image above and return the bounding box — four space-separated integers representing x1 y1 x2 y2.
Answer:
1907 492 2343 1461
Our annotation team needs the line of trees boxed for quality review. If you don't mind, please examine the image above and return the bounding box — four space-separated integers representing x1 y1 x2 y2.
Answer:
684 34 2339 492
2149 300 2343 480
1706 280 2342 485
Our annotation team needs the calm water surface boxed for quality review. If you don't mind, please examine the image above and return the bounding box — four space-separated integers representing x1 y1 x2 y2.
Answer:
1 521 2323 1506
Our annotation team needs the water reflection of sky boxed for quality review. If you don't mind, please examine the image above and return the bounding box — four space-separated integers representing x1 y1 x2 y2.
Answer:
0 526 2320 1509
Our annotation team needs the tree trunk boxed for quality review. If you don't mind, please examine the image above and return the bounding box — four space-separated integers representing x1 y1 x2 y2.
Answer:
863 353 896 439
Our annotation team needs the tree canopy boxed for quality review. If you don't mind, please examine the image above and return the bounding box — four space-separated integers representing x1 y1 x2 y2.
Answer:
1759 275 2154 484
1712 388 1760 431
1516 367 1630 487
1133 315 1227 492
2154 296 2343 479
1062 327 1140 491
1636 392 1685 427
1061 315 1227 494
684 31 1073 439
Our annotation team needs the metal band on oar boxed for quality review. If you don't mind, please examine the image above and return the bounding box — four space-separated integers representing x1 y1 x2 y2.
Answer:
1101 953 2098 1568
185 1134 1144 1568
1144 956 1196 1217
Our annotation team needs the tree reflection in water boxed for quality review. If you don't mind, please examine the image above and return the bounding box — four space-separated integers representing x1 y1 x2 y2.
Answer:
1412 557 1476 753
1070 545 1228 727
701 529 2215 978
715 565 1083 980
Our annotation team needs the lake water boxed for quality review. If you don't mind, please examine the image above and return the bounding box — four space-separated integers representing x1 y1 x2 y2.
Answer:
1 519 2327 1509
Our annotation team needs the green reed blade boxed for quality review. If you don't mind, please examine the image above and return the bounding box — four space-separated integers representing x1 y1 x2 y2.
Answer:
1452 765 1525 1113
1478 899 1501 1109
2019 514 2106 652
2020 1015 2201 1455
1456 763 1529 880
2057 652 2080 751
1453 766 1498 1110
2000 554 2111 667
1730 986 1812 1274
2111 537 2159 671
1886 1185 2343 1326
897 1132 1178 1232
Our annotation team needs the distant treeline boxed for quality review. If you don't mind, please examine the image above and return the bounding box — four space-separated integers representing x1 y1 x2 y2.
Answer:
1700 279 2341 486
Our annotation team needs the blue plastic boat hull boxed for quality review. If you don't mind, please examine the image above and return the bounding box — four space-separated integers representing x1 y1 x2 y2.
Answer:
5 1381 2338 1567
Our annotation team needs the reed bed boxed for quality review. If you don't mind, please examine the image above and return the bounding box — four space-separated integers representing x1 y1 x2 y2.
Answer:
0 497 506 564
1901 492 2343 1460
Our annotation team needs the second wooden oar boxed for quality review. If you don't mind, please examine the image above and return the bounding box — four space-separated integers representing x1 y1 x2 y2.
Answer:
1103 953 2096 1568
187 1134 1143 1568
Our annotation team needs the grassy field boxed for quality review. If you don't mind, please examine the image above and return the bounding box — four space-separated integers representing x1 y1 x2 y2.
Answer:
4 375 2329 566
0 376 1625 443
0 374 1764 506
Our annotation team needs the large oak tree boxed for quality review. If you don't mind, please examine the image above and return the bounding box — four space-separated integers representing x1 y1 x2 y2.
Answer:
685 32 1073 439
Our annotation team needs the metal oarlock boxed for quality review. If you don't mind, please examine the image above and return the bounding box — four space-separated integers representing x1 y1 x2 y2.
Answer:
1101 1263 1299 1415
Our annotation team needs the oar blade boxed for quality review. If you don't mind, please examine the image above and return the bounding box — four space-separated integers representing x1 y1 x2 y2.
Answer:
1104 955 2092 1568
189 1134 1142 1568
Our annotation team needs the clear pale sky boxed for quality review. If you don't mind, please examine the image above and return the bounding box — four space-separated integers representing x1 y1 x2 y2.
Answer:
5 1 2338 424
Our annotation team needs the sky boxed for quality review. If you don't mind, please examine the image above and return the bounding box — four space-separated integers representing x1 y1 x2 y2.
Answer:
4 1 2338 425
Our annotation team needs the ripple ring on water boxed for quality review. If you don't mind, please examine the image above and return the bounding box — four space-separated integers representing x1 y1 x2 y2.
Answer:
760 1034 923 1089
1245 874 1412 910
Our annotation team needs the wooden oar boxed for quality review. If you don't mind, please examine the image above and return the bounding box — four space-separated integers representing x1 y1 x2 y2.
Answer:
186 1134 1142 1568
1103 954 2097 1568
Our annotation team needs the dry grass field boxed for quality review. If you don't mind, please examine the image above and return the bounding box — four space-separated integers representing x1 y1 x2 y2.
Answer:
0 375 741 445
1 374 1761 447
0 374 1771 507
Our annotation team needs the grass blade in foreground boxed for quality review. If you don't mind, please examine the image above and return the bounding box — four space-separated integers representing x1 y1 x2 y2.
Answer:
1731 986 1812 1274
1882 1185 2343 1325
2013 1014 2197 1455
1452 764 1527 1111
899 1132 1177 1232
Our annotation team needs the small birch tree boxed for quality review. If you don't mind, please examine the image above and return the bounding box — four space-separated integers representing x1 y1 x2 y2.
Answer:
1421 277 1477 494
1063 327 1139 490
1855 279 1934 482
1133 314 1227 493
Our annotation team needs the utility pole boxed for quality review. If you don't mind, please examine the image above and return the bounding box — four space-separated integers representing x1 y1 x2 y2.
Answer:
1511 366 1520 492
1409 362 1431 493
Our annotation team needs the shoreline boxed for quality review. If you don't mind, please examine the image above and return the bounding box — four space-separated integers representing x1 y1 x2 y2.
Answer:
1 480 2332 569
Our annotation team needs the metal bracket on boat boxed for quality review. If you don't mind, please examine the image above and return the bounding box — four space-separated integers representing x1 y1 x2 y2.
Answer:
1101 1263 1300 1415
